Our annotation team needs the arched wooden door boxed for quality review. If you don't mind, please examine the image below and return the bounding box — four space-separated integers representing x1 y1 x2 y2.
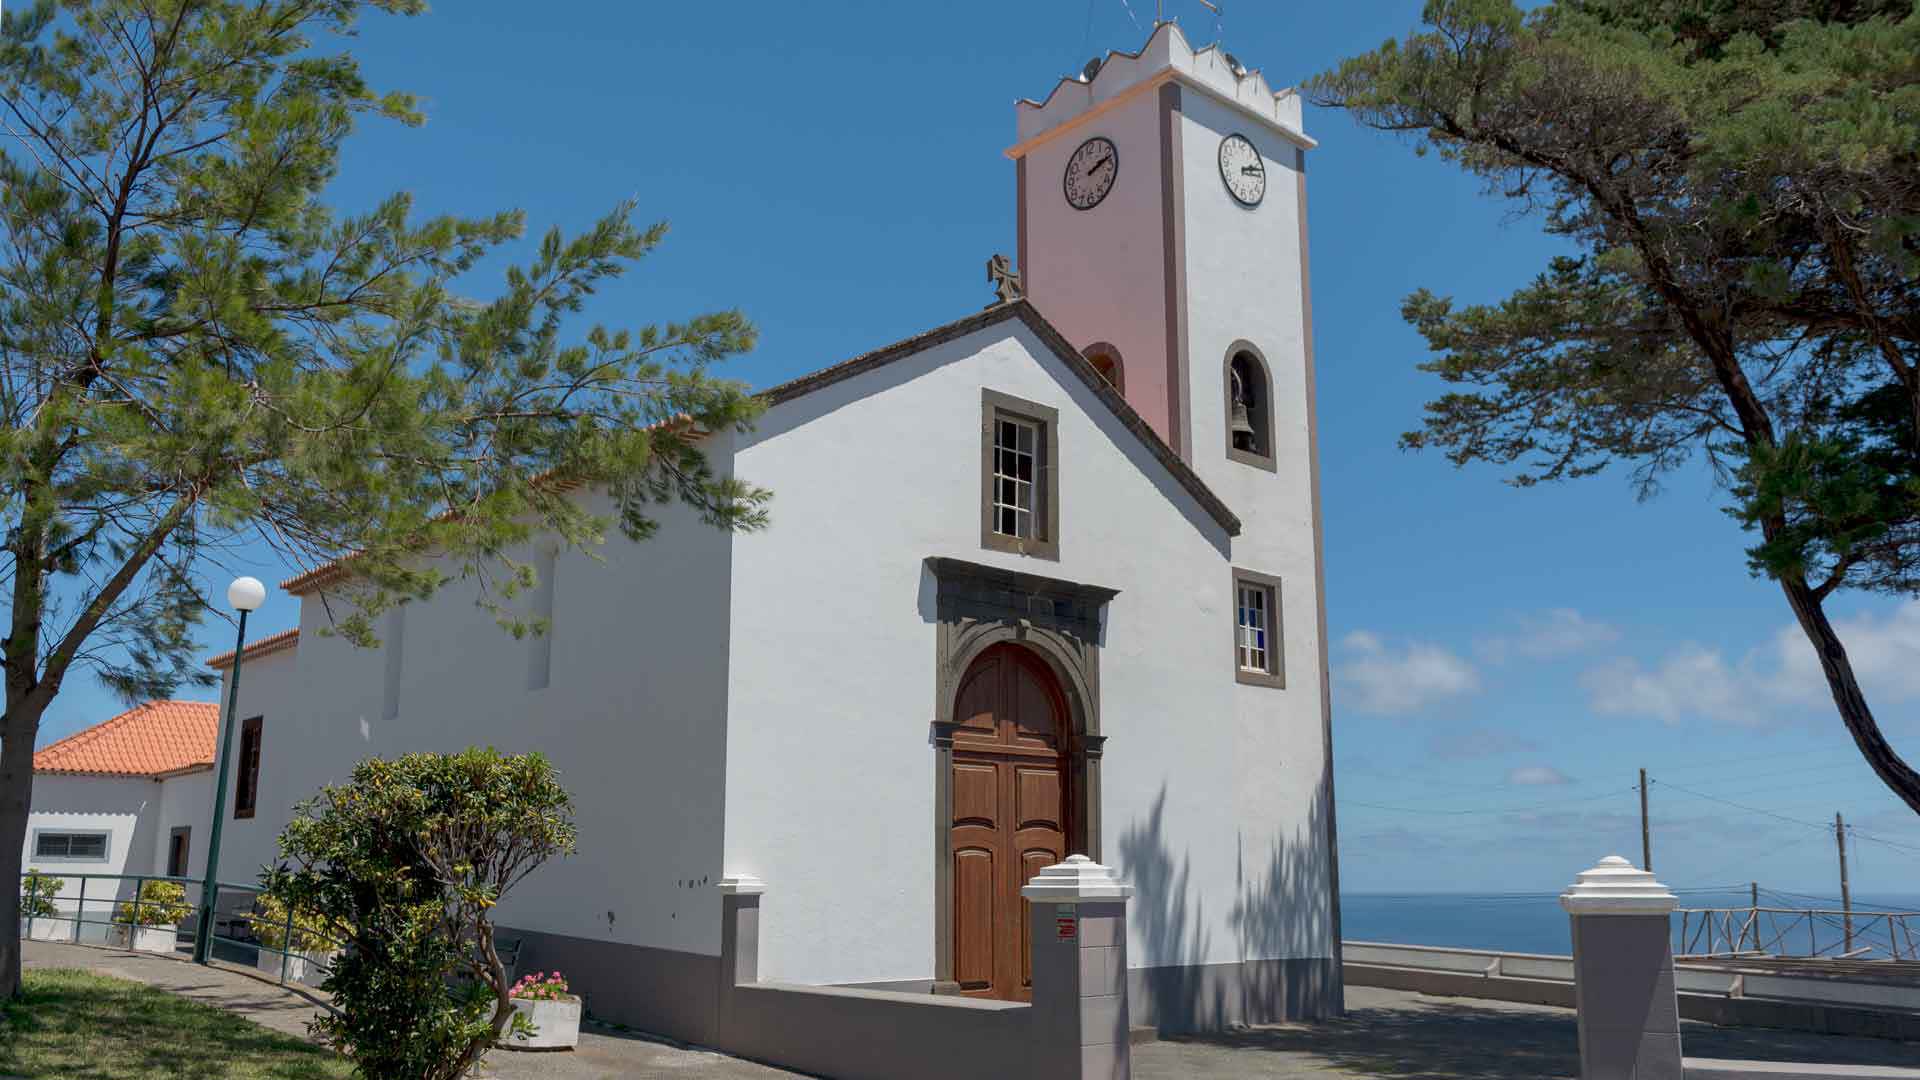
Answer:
949 643 1070 1001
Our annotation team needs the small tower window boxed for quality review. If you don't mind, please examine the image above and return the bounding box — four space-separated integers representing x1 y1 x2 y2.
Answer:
1232 569 1285 689
1226 347 1275 470
1082 343 1125 393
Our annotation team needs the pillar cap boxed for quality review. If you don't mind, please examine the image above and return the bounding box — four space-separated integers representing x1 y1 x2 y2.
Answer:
1560 855 1676 915
1020 855 1132 902
717 874 766 896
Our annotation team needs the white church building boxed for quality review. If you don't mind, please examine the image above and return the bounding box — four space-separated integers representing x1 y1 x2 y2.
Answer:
209 22 1341 1052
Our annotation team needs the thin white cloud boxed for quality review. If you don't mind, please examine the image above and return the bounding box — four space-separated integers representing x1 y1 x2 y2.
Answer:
1337 630 1479 715
1476 608 1620 664
1506 765 1574 786
1581 646 1750 725
1580 600 1920 728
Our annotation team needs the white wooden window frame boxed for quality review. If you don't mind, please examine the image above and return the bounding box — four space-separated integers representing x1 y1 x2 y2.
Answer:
1232 568 1285 689
980 389 1060 560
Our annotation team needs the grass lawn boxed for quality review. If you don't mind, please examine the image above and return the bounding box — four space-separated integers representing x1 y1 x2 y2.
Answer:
0 968 351 1079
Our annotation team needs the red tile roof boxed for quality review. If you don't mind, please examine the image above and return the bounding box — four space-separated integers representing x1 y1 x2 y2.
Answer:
33 701 221 779
207 627 300 670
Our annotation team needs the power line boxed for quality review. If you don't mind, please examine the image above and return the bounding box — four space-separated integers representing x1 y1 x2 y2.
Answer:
1343 786 1638 818
1648 779 1835 835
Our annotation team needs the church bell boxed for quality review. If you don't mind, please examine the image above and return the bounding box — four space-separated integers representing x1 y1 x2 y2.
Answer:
1230 399 1256 444
1229 368 1256 447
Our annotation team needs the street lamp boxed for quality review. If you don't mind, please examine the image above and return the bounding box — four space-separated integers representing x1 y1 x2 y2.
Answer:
192 576 266 965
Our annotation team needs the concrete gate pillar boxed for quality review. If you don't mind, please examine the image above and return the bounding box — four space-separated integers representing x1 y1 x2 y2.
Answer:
1561 855 1683 1080
1023 855 1133 1080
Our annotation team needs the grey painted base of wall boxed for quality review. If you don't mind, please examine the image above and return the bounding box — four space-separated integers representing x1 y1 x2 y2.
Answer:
509 924 1344 1072
506 926 721 1046
725 982 1031 1080
1130 956 1343 1034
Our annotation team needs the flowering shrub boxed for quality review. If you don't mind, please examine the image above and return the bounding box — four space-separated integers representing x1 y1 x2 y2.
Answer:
113 880 190 925
250 894 339 954
267 748 577 1080
509 971 573 1002
21 872 64 919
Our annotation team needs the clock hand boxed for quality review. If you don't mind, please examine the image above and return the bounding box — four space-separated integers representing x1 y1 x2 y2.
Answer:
1241 165 1264 176
1090 155 1113 176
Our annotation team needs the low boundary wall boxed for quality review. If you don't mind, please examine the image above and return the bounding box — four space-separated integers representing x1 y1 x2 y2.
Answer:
1344 941 1920 1042
723 982 1031 1080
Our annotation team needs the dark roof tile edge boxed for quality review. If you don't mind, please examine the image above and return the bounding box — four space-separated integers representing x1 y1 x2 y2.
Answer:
761 300 1239 536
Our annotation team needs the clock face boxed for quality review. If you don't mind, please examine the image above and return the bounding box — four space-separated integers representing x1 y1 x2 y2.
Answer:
1063 137 1118 211
1219 133 1266 207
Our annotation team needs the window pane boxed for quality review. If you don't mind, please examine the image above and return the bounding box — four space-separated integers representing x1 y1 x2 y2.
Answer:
71 834 106 859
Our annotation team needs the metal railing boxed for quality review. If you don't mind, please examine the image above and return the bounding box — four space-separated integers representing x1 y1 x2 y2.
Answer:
19 872 341 988
1676 905 1920 961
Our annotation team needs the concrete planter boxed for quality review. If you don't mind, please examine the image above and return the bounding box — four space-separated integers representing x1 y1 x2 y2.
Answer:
256 948 335 987
107 923 179 954
21 916 75 942
499 995 581 1050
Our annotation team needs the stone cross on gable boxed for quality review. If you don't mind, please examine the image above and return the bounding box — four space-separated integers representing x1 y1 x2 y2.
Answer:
986 254 1024 306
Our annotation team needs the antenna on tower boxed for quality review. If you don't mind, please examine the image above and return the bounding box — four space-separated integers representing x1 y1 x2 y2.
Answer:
1196 0 1223 41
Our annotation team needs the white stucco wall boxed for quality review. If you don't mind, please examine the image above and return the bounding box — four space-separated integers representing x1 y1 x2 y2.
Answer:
150 768 213 880
211 642 301 884
24 774 159 911
214 486 736 958
723 318 1332 986
1173 88 1334 969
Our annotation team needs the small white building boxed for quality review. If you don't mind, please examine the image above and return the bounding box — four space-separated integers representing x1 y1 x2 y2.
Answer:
208 23 1342 1051
26 700 221 933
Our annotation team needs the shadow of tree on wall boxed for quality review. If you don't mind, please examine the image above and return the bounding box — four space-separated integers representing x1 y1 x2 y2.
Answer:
1227 770 1338 1023
1118 787 1217 1033
1118 775 1338 1034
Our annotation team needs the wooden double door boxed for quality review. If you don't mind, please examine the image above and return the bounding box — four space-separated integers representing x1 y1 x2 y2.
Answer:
949 644 1070 1001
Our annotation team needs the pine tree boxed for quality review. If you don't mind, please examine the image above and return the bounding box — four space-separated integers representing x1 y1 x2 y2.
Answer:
0 0 768 997
1310 1 1920 813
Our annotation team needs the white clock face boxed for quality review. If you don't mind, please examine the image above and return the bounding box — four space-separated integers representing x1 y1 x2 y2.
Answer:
1064 136 1118 211
1219 134 1266 207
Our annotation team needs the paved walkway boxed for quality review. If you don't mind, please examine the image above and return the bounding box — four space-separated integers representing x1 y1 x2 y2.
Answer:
1133 986 1920 1079
23 941 1920 1078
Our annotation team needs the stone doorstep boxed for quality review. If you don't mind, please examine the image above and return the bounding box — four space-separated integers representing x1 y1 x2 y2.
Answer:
1128 1025 1157 1045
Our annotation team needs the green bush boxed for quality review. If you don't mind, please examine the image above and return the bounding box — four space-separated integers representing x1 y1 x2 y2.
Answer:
250 894 339 954
20 872 64 919
113 880 190 926
266 748 576 1080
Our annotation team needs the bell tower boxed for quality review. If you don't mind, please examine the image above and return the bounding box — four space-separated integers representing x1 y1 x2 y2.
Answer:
1008 21 1314 504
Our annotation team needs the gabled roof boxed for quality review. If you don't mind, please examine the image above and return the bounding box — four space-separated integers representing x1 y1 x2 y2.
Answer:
761 300 1241 536
208 627 300 670
33 700 220 779
278 301 1240 597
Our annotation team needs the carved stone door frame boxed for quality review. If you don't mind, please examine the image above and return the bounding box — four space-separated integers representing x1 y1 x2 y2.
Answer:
925 556 1115 994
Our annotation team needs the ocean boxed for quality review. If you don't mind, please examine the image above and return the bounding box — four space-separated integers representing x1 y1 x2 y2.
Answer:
1340 890 1920 957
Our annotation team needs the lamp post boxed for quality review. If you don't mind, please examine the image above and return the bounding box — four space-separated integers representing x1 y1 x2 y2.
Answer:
192 576 266 965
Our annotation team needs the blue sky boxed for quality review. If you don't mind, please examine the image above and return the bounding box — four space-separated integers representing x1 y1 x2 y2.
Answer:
32 1 1920 896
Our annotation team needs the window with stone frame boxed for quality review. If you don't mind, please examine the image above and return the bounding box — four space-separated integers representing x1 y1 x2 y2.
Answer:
980 390 1059 560
1233 569 1284 688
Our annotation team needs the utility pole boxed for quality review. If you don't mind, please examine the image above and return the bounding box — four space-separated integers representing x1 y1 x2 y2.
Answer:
1747 881 1759 951
1835 812 1853 955
1639 768 1652 872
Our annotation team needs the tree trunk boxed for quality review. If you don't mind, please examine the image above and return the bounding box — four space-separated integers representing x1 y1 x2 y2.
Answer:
1780 575 1920 816
0 697 47 999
